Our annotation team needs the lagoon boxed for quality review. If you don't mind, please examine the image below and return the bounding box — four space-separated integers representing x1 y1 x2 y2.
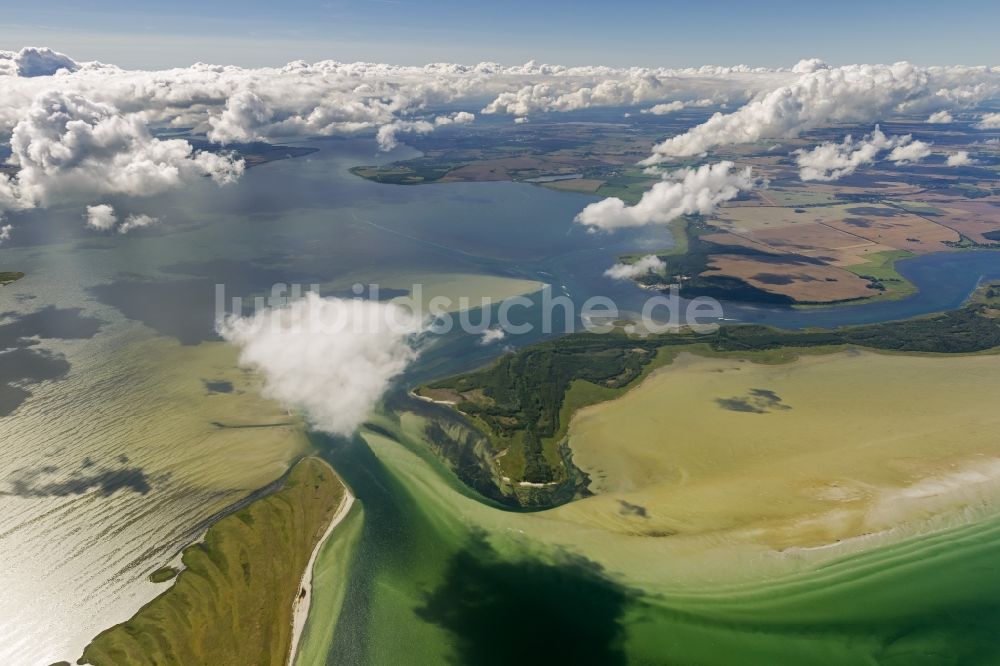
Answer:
4 136 1000 663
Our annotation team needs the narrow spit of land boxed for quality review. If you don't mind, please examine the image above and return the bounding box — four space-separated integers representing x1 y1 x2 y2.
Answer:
78 456 348 666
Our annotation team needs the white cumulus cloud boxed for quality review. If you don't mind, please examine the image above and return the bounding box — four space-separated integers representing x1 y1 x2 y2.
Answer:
927 110 953 123
794 126 923 181
641 101 685 115
604 254 666 280
575 161 754 230
479 327 506 345
6 91 244 210
977 112 1000 129
118 213 158 234
207 90 273 144
84 204 117 230
946 151 976 166
217 293 424 437
791 58 830 75
0 47 78 77
642 98 717 115
376 119 435 151
886 140 932 164
435 111 475 126
85 204 159 233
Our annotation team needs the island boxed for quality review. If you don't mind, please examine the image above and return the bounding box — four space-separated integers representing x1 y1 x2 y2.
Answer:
1 271 24 286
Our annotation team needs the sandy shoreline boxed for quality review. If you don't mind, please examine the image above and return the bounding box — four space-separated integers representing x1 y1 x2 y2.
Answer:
287 469 356 666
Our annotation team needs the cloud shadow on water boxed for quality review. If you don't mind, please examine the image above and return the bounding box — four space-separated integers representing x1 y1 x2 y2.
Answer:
4 459 152 497
716 387 792 414
0 307 104 416
0 305 104 349
417 532 632 665
90 259 328 345
203 379 234 394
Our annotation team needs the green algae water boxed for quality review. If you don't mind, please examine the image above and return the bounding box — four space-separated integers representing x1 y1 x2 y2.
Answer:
302 415 1000 666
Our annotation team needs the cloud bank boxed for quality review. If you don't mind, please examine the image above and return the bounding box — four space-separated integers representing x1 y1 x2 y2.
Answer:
643 63 1000 163
0 90 243 231
217 293 424 437
0 48 997 241
480 65 781 118
575 161 754 230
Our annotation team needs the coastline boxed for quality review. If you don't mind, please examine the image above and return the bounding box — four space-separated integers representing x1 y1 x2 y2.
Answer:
77 456 343 666
288 467 356 666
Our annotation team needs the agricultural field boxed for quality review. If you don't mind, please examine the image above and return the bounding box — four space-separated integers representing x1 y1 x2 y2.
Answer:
667 163 1000 303
702 253 875 302
352 114 999 306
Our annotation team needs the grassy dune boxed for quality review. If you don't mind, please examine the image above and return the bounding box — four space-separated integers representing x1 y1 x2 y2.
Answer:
79 456 346 666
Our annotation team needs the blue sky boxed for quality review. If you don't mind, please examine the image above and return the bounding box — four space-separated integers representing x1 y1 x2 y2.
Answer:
2 0 998 68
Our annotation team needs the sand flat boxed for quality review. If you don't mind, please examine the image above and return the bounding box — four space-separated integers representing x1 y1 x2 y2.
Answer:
565 350 1000 550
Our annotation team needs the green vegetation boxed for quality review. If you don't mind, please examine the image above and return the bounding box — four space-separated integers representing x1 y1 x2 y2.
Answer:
79 457 345 666
1 271 24 286
618 218 690 264
549 346 675 452
350 162 456 184
421 304 1000 491
664 217 690 256
148 567 178 584
952 183 996 199
843 249 917 301
969 280 1000 308
891 200 946 217
593 169 661 204
425 338 658 484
